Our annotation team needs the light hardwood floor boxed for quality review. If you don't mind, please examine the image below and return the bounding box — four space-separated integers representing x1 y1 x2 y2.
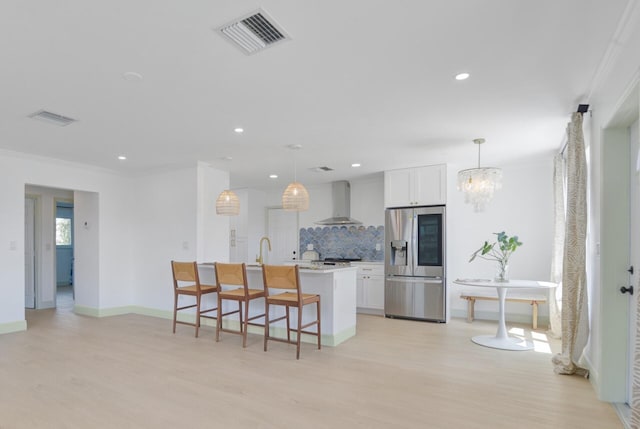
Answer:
0 308 622 429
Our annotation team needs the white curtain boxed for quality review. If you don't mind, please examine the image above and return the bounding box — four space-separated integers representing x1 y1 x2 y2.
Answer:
552 112 589 376
548 154 565 339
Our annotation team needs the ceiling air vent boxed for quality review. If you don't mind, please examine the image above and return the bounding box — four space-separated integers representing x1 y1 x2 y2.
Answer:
216 9 291 55
28 110 77 126
311 166 334 172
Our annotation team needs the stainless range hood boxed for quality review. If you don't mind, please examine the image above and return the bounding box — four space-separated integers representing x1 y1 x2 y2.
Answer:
314 181 363 225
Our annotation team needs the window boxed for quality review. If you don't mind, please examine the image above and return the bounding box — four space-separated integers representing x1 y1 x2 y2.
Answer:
56 218 72 246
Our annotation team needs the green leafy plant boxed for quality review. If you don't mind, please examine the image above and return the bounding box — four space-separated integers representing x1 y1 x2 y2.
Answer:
469 232 523 281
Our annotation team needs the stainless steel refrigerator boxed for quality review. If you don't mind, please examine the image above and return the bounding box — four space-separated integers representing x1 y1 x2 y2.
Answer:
384 205 446 322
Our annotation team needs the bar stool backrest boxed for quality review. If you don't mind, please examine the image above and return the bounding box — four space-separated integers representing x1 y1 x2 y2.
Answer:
215 263 247 287
262 265 300 291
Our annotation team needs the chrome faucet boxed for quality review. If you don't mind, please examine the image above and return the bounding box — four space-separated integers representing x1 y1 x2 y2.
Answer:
256 236 272 265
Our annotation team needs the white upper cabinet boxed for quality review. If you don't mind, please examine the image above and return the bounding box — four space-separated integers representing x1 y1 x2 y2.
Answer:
384 164 446 207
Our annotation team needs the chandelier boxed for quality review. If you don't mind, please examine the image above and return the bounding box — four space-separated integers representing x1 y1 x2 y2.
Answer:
282 145 309 211
215 189 240 215
457 138 502 212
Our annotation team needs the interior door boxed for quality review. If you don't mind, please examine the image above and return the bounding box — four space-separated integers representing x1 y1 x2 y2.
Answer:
267 208 298 264
24 197 36 309
627 118 639 404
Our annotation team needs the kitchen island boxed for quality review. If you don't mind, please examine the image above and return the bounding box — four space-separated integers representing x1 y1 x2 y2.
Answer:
198 264 357 346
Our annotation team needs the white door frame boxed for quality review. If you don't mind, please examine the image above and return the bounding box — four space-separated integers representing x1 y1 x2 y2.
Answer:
600 77 639 407
24 196 37 309
627 116 640 404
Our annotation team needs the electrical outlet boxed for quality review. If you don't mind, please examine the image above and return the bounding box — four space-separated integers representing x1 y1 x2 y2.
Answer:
375 243 381 251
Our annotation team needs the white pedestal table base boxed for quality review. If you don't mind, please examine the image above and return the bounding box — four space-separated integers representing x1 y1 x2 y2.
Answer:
471 335 533 351
454 278 556 351
472 287 534 350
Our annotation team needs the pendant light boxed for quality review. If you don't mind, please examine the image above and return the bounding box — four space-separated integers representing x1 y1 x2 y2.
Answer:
282 145 309 211
215 189 240 215
457 138 502 212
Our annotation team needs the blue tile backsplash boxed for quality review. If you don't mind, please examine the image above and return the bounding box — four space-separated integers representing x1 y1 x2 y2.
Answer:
299 225 384 261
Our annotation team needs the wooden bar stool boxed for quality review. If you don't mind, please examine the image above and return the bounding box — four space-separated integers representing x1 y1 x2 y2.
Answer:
214 262 265 347
171 261 219 338
261 264 321 359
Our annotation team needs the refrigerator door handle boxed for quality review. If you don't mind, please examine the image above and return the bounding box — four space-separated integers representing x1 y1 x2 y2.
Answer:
386 276 443 284
411 211 418 275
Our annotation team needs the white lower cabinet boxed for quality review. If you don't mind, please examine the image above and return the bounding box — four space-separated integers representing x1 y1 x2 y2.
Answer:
355 263 385 315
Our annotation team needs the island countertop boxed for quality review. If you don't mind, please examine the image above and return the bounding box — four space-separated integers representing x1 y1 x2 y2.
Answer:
197 263 357 346
200 262 357 275
249 264 357 275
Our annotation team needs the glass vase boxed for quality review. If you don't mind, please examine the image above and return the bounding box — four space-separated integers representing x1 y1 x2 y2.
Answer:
495 261 509 282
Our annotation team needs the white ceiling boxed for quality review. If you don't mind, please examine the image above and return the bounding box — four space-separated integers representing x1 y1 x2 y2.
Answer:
0 1 630 189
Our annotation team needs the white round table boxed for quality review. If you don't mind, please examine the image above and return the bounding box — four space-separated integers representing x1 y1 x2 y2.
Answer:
453 279 557 351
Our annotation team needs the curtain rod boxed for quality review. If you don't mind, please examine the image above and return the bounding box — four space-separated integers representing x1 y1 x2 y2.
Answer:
559 104 590 155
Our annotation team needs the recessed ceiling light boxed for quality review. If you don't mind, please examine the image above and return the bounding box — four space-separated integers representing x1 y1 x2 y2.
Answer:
269 174 278 179
455 72 470 80
118 155 127 160
221 156 233 161
351 163 361 168
234 127 244 133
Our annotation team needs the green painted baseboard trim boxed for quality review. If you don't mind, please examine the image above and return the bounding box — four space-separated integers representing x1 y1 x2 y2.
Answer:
0 320 27 335
450 308 550 328
74 305 136 318
71 305 353 347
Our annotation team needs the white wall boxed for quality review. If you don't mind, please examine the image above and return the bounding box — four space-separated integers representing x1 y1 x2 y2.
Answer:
130 163 230 312
197 162 231 264
350 174 385 226
0 150 134 327
0 150 231 331
447 157 555 319
130 167 198 310
74 190 101 310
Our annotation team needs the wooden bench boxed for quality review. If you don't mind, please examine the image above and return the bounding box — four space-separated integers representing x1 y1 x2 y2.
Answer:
460 290 548 330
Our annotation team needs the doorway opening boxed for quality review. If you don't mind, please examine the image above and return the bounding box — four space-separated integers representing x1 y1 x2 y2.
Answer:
55 200 74 312
24 185 75 312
